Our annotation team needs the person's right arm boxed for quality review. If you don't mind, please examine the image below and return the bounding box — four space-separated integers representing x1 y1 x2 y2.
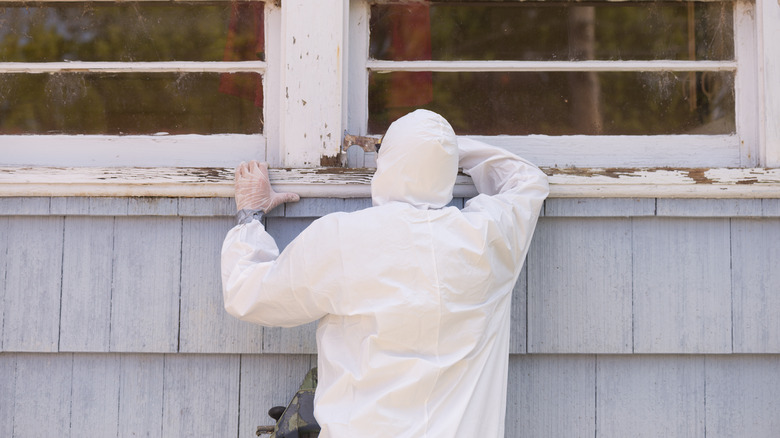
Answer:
459 138 549 265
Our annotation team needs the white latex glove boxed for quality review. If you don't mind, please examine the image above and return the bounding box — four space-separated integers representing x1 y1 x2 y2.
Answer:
234 160 300 213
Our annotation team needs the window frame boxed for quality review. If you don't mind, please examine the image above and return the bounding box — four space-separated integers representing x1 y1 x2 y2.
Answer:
1 0 779 199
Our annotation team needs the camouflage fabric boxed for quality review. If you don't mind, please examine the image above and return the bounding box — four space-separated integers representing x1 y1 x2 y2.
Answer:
270 368 320 438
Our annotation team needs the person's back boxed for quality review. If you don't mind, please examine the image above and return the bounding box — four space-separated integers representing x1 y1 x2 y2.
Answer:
222 109 548 437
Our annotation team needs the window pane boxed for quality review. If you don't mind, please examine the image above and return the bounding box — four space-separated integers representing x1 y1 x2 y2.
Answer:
0 72 262 134
0 2 264 62
368 71 734 136
370 2 733 61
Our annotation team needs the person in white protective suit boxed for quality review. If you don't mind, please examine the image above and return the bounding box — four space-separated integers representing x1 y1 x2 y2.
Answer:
221 109 548 437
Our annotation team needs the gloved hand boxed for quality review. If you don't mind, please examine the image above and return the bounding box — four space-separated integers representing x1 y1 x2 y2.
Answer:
234 160 300 213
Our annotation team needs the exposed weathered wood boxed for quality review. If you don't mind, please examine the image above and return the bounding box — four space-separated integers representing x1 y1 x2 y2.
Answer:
70 354 121 437
506 355 595 437
731 219 780 353
705 355 780 438
2 217 64 352
3 166 780 199
632 218 732 353
179 217 263 353
11 353 73 436
527 218 633 353
118 354 164 438
596 355 705 437
509 266 527 355
656 198 763 217
544 198 654 217
238 354 316 438
162 354 240 437
110 217 181 352
59 217 114 352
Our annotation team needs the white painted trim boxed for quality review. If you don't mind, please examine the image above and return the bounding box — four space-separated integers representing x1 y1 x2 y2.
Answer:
279 0 348 167
734 0 760 166
0 135 265 167
466 135 741 168
0 62 266 73
757 0 780 167
2 167 779 199
366 60 738 73
263 3 282 166
347 0 371 138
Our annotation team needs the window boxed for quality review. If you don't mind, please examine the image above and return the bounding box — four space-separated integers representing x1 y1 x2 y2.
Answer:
0 0 270 166
346 0 760 168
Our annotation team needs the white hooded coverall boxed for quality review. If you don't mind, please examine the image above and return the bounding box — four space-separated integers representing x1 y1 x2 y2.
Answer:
221 110 549 437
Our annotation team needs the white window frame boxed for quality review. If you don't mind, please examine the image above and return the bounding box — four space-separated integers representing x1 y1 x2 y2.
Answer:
1 0 779 198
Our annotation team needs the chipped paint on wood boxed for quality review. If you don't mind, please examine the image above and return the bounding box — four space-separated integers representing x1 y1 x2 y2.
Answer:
1 167 780 198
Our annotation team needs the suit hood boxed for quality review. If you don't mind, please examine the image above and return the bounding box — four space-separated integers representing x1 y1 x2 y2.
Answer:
371 110 458 209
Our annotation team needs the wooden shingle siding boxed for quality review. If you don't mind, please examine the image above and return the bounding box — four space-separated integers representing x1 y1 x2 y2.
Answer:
596 355 706 437
731 218 780 353
2 217 64 352
528 218 633 353
633 218 733 353
1 196 780 437
60 216 114 351
505 355 596 437
180 216 264 353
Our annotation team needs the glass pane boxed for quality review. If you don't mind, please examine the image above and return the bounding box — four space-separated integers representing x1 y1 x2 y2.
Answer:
370 2 733 61
368 71 734 136
0 72 263 134
0 2 264 62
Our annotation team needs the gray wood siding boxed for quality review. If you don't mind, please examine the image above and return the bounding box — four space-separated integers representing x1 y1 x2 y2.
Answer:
2 197 780 437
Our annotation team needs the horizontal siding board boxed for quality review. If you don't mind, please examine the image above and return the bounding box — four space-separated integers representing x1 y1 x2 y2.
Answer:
49 197 89 215
70 354 121 437
118 354 164 438
342 198 373 212
110 217 181 352
506 355 595 437
12 353 73 437
705 355 780 438
284 198 346 217
162 354 240 438
178 197 235 217
509 265 527 354
88 197 129 216
59 217 114 352
632 218 732 353
263 323 318 354
527 218 632 353
2 217 64 352
239 354 317 438
0 197 50 215
762 199 780 216
545 198 655 217
127 197 178 216
731 219 780 353
657 198 763 217
179 217 263 353
596 355 705 437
